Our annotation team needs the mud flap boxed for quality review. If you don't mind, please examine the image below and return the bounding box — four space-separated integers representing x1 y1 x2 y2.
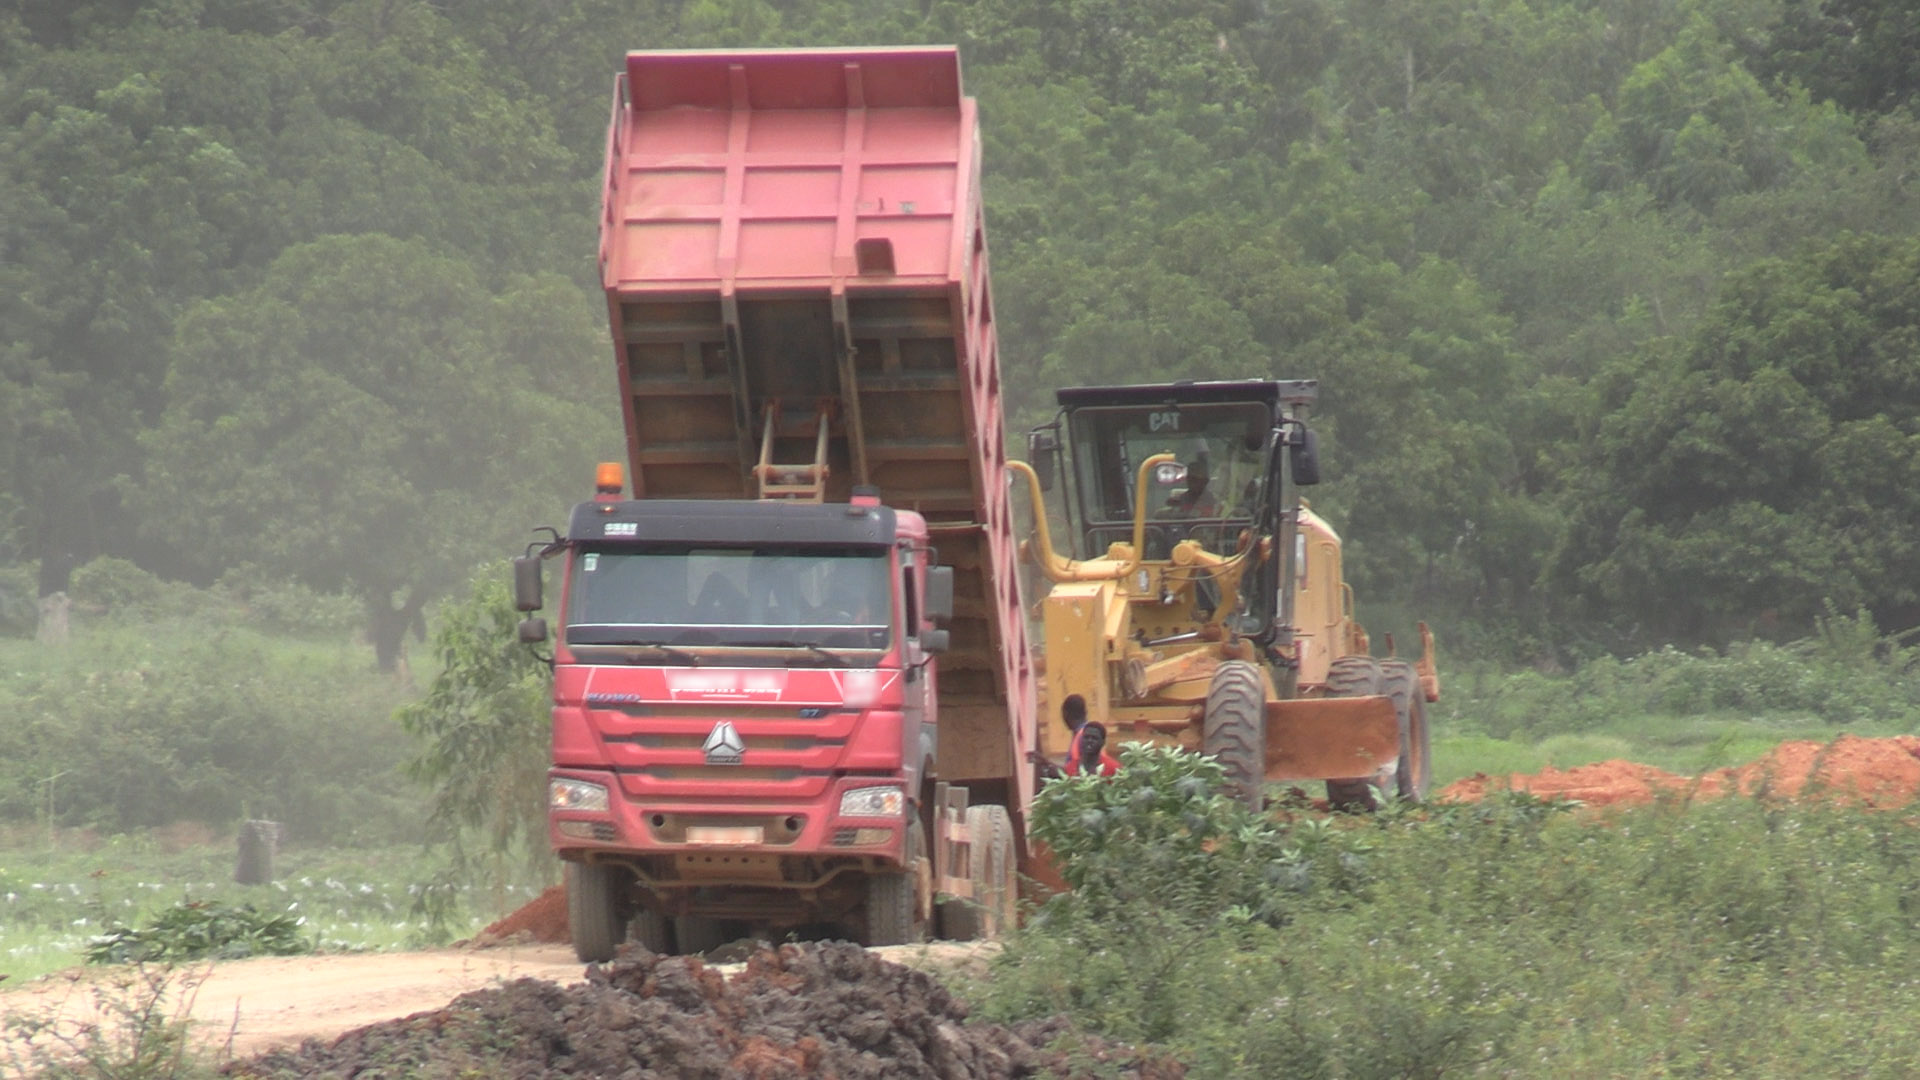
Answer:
1263 696 1401 782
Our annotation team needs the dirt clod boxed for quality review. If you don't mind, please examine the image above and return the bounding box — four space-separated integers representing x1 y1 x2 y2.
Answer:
225 941 1183 1079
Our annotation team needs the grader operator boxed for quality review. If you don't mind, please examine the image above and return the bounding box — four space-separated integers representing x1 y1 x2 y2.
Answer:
1013 379 1437 810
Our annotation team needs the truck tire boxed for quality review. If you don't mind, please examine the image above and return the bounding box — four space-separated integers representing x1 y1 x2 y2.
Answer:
1379 659 1432 802
674 915 728 956
633 907 671 954
1324 656 1386 811
566 861 630 963
863 820 926 947
971 804 1018 938
942 804 1018 941
1204 660 1268 810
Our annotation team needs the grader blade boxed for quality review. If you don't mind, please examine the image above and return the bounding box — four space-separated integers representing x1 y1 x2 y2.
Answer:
1263 696 1400 782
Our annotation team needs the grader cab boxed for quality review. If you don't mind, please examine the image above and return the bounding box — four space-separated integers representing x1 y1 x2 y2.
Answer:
1013 379 1437 809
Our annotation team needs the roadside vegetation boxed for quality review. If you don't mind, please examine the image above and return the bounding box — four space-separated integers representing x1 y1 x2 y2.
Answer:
972 746 1920 1079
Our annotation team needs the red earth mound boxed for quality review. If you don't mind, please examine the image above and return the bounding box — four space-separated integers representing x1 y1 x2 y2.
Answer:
478 884 569 945
1438 734 1920 808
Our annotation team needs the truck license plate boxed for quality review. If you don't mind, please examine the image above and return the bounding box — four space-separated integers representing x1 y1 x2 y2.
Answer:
685 826 764 845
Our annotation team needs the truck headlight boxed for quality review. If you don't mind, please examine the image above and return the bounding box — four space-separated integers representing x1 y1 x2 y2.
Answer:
549 778 610 813
838 786 905 818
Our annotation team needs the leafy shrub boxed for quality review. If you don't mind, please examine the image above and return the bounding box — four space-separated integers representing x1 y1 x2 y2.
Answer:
86 901 308 964
67 557 227 622
976 790 1920 1079
0 622 424 843
0 562 39 635
397 566 554 892
1443 608 1920 740
215 565 361 637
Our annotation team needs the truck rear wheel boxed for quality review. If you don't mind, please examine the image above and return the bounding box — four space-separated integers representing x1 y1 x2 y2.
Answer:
863 820 927 947
566 861 630 963
942 804 1017 941
1324 656 1386 811
1379 658 1432 802
1204 660 1268 810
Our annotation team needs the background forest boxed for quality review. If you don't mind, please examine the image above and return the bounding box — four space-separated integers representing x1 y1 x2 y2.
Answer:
0 0 1917 843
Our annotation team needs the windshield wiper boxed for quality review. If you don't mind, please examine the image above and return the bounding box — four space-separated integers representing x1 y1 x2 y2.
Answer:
618 643 701 666
752 640 851 667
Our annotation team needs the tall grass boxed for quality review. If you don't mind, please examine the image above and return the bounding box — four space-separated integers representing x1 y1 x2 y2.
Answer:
973 750 1920 1078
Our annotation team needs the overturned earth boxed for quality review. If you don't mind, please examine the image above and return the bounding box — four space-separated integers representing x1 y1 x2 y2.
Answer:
226 941 1182 1079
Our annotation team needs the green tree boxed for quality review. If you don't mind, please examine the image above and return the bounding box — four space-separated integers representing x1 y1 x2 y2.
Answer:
132 234 615 669
1552 231 1920 642
396 566 554 885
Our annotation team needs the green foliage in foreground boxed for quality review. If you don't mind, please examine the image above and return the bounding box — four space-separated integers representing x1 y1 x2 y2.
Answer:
974 749 1920 1078
3 964 216 1080
85 901 307 965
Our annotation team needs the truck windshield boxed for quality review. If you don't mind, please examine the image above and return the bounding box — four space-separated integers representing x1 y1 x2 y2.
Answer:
565 546 892 652
1068 402 1272 525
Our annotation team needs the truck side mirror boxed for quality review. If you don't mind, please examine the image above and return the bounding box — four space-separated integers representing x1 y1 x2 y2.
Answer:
513 555 544 612
923 566 955 624
920 627 950 654
1290 427 1321 487
517 616 549 643
1026 429 1058 492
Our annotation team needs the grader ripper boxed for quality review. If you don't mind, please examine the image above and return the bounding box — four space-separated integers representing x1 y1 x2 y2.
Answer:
1013 379 1438 809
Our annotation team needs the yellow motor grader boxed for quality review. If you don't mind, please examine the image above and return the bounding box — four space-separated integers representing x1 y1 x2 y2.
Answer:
1013 379 1438 808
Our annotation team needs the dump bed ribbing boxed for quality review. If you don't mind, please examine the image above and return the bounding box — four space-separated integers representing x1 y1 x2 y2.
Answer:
598 46 1035 806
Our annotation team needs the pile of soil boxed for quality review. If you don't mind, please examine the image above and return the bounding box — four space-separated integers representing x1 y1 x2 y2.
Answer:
1439 734 1920 809
478 884 570 945
227 941 1182 1079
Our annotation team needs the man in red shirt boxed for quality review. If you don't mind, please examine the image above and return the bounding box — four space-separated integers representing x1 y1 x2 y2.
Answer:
1065 720 1120 777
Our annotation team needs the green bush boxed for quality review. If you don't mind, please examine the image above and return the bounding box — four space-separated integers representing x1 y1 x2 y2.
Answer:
86 901 309 964
975 788 1920 1079
0 620 424 843
1442 609 1920 741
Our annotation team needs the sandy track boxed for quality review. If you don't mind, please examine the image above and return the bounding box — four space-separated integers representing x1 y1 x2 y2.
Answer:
2 943 588 1060
1 939 991 1065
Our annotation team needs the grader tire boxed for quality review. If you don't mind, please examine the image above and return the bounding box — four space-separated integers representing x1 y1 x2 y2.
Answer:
1380 658 1433 802
1324 655 1386 812
566 861 630 963
1204 660 1268 811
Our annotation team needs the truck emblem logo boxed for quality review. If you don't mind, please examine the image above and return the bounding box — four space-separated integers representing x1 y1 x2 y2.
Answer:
702 721 745 765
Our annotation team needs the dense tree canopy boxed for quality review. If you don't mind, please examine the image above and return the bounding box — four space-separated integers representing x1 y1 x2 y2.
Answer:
2 0 1916 660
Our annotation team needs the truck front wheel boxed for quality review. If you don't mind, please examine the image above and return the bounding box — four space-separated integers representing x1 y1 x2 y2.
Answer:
566 861 631 963
863 820 927 947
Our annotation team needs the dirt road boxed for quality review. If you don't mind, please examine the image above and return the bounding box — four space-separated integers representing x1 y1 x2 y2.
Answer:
1 942 589 1060
1 938 995 1068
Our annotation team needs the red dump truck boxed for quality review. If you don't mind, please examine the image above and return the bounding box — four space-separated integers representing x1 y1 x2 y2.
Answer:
512 46 1039 960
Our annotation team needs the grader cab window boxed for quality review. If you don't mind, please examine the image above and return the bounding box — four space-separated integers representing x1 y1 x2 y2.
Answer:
1065 401 1272 556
